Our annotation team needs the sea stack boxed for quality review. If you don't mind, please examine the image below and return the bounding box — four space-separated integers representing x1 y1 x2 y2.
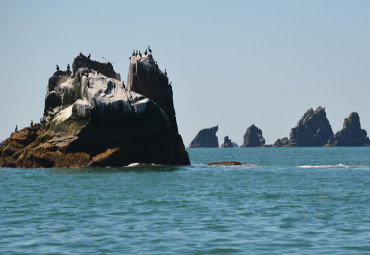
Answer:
221 136 234 148
0 52 190 168
241 124 265 147
189 126 219 148
326 112 370 146
274 106 333 147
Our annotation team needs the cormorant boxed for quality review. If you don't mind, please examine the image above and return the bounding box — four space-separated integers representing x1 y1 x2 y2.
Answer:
67 64 70 71
148 46 152 53
30 120 33 126
56 65 59 71
132 50 135 56
79 52 83 56
88 53 91 59
144 49 147 55
164 69 167 76
139 51 142 58
15 125 18 132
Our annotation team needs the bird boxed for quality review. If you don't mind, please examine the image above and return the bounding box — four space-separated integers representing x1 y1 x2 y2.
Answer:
139 51 142 58
148 46 152 53
129 57 131 60
132 50 135 56
15 125 18 132
144 49 147 55
88 53 91 59
67 64 70 71
30 120 33 126
56 65 59 71
135 50 138 56
164 69 167 76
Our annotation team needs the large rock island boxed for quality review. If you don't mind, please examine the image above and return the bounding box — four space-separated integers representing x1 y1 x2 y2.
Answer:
274 106 333 147
326 112 370 146
0 51 190 168
241 124 265 147
189 126 219 148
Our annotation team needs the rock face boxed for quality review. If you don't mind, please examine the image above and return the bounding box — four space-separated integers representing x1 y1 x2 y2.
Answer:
189 126 219 148
241 124 265 147
221 136 234 148
0 52 190 168
326 112 370 146
274 106 334 147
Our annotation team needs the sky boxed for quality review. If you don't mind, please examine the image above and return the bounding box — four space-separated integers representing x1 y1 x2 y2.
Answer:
1 0 370 146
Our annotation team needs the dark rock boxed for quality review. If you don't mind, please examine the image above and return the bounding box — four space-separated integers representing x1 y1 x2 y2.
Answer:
1 51 190 168
326 112 370 146
221 136 234 148
241 124 265 147
207 161 242 166
72 53 117 79
231 142 239 147
189 126 219 148
272 137 289 147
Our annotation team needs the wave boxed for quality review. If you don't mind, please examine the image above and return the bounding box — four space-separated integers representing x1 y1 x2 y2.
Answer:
298 164 368 169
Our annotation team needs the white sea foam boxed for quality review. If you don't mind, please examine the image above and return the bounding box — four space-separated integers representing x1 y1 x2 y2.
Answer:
299 164 350 168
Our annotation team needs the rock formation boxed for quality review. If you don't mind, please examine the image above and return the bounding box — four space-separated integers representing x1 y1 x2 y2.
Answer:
189 126 219 148
231 142 239 147
274 106 334 147
241 124 265 147
0 52 190 168
326 112 370 146
221 136 234 148
207 161 242 166
272 137 289 147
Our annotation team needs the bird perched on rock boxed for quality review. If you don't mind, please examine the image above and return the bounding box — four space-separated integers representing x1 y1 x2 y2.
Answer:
15 125 18 132
144 49 147 55
56 65 59 71
139 51 142 58
88 53 91 59
132 50 135 56
164 69 167 76
148 46 152 53
135 50 138 56
30 120 33 126
67 64 70 71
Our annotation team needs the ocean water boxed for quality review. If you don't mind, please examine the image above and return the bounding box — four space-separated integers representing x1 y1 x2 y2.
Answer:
1 147 370 254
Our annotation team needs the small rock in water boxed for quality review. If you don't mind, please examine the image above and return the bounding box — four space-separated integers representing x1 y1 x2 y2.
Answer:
207 161 242 166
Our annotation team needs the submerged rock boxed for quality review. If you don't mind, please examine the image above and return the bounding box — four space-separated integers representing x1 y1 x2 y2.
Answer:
189 126 219 148
207 161 242 166
221 136 234 148
326 112 370 146
241 124 265 147
0 51 190 168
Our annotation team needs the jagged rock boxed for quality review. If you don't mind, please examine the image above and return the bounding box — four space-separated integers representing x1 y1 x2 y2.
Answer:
241 124 265 147
276 107 334 147
1 51 190 168
272 137 289 147
326 112 370 146
221 136 234 148
189 126 219 148
207 161 242 166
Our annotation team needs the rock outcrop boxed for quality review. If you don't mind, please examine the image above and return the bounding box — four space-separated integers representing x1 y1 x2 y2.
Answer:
189 126 219 148
207 161 242 166
272 137 289 147
274 106 334 147
241 124 265 147
221 136 234 148
0 52 190 168
326 112 370 146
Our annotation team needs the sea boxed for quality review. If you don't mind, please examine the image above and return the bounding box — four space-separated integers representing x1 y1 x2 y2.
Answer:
1 147 370 254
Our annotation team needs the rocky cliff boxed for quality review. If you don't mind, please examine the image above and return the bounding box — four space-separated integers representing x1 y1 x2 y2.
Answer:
241 124 265 147
189 126 219 148
326 112 370 146
0 52 190 168
221 136 234 148
275 106 334 147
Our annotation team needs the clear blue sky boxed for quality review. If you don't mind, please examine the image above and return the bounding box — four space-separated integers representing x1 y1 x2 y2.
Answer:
1 0 370 145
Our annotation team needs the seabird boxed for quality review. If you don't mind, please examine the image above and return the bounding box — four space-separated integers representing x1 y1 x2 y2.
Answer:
139 51 142 58
30 120 33 126
132 50 135 56
15 125 18 132
164 69 167 76
144 49 147 55
88 53 91 59
67 64 70 71
148 46 152 53
56 65 59 71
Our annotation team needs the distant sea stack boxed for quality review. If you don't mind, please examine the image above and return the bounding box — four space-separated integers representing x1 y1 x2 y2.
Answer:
241 124 265 147
326 112 370 146
274 106 333 147
0 51 190 168
189 126 219 148
221 136 234 148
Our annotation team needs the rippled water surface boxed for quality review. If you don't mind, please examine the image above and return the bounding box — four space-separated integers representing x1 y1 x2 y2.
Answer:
1 147 370 254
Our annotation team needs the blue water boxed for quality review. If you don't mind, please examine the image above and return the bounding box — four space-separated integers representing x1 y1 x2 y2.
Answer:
1 147 370 254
